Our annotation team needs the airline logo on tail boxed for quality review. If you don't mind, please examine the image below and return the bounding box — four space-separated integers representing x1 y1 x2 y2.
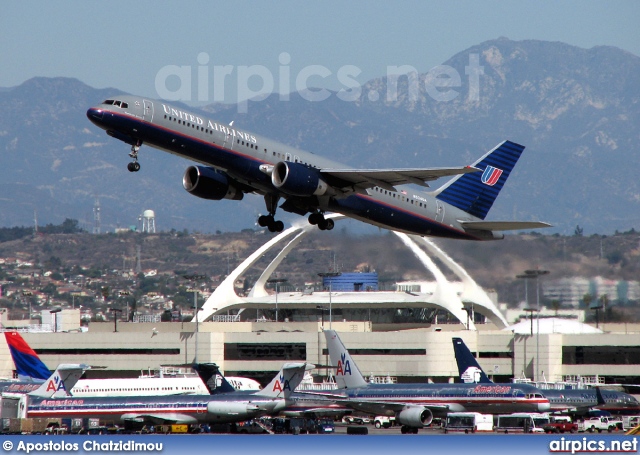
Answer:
460 366 483 384
272 374 291 393
46 374 67 393
336 353 352 376
481 166 503 186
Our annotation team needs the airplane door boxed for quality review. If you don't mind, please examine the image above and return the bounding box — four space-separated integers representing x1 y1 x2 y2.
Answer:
143 100 154 122
435 200 445 223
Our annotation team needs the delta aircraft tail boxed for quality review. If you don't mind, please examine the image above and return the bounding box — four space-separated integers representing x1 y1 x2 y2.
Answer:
254 362 313 399
452 337 492 384
324 330 368 389
4 331 51 382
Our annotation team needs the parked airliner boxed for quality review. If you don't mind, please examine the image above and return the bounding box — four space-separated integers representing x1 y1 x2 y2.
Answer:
3 331 260 396
319 330 549 434
452 337 640 416
86 96 550 239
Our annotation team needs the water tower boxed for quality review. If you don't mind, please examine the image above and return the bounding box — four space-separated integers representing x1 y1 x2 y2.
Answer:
141 210 156 233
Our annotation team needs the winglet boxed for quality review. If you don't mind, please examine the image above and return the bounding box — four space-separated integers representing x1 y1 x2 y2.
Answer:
192 363 236 395
4 331 52 382
324 330 368 389
28 364 89 398
452 337 493 384
255 362 313 399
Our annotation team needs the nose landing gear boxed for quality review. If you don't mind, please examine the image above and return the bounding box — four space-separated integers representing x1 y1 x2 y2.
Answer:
127 141 142 172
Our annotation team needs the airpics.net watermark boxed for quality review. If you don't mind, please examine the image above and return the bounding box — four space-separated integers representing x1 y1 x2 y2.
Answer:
154 52 484 113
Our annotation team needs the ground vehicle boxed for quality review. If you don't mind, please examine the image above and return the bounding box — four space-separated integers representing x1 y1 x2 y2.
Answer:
542 416 578 434
444 412 493 434
495 413 550 433
0 418 63 435
373 416 396 429
579 416 623 433
235 420 269 434
316 418 335 433
343 415 371 425
622 415 640 431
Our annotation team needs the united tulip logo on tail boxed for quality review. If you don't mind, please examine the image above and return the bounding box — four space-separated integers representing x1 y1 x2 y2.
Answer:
336 353 351 376
481 166 503 186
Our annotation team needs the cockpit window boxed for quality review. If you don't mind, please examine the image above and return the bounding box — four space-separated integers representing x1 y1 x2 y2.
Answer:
102 99 128 108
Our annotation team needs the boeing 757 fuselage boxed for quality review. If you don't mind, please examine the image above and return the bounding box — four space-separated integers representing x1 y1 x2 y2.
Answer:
87 96 550 238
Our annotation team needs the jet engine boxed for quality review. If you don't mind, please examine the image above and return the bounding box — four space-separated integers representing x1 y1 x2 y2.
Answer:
206 401 264 421
396 407 433 427
271 161 332 197
183 166 243 201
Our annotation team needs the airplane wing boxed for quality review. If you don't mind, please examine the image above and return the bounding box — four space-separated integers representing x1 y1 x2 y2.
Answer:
321 166 480 193
121 413 198 425
322 398 450 417
459 221 552 231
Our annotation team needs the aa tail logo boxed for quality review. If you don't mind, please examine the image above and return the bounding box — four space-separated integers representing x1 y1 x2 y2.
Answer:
271 374 291 393
46 375 66 393
336 353 351 376
481 166 503 186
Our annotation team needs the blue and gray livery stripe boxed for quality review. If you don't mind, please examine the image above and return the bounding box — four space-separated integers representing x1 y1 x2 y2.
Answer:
435 140 525 220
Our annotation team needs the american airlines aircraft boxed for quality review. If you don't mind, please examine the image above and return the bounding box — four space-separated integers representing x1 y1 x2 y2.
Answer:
321 330 550 434
3 332 260 396
21 363 312 428
452 337 640 416
86 96 550 239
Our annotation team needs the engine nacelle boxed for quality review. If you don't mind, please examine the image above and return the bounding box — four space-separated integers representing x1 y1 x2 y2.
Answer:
271 161 331 197
396 407 433 428
183 166 243 201
206 401 263 422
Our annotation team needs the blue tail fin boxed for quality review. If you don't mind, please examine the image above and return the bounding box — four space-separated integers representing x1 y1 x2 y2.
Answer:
435 140 525 220
192 363 237 395
452 338 493 384
4 331 51 382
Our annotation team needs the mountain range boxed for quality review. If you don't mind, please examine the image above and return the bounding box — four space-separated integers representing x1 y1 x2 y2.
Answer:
1 37 639 235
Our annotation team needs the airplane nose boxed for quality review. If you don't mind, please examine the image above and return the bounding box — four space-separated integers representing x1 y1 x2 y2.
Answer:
538 401 551 412
86 107 103 122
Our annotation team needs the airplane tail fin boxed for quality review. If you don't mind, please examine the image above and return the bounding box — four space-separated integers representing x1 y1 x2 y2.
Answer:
324 330 368 389
435 140 525 220
452 337 493 384
255 362 313 399
28 364 89 398
192 363 236 395
4 331 52 382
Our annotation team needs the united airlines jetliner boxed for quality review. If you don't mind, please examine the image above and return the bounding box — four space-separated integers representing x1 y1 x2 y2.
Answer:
87 96 550 239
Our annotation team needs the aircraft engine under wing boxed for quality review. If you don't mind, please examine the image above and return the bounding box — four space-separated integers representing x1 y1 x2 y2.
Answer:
321 166 480 193
459 221 552 231
396 407 433 427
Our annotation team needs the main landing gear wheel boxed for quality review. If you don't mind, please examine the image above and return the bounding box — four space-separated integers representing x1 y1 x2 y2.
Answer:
258 215 284 233
309 213 334 230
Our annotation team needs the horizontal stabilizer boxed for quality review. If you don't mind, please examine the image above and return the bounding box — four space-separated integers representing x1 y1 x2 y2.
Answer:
459 221 552 231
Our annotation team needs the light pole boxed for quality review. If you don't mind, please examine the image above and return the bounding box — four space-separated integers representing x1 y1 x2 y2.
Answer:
517 269 549 382
267 278 288 322
318 272 341 330
109 308 122 332
49 307 61 333
183 274 206 364
22 290 33 321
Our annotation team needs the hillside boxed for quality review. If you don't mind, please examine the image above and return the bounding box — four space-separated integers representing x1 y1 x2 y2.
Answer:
0 38 639 235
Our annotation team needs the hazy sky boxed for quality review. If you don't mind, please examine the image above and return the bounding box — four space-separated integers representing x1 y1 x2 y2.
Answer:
2 1 638 104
